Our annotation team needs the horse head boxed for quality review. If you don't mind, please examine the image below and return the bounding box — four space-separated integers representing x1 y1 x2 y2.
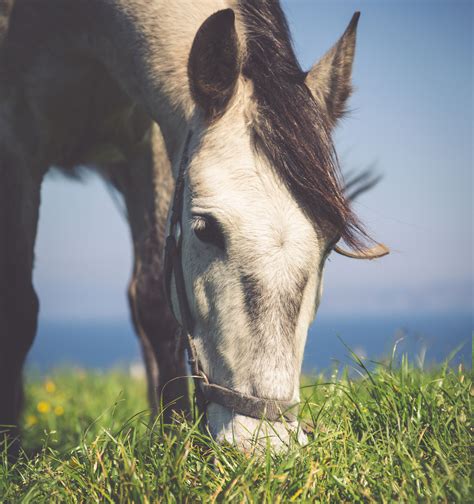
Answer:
165 6 387 450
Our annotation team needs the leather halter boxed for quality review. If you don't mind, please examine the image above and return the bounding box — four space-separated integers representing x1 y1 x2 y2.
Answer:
163 131 298 424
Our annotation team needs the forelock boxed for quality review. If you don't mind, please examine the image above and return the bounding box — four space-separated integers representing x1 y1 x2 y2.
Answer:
238 0 369 249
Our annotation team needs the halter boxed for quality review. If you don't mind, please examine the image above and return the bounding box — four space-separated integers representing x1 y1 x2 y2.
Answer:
163 131 298 424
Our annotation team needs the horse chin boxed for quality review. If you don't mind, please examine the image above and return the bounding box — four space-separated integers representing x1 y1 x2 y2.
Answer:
206 403 308 452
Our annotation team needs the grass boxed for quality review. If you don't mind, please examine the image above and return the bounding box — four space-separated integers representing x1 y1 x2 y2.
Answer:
0 355 471 503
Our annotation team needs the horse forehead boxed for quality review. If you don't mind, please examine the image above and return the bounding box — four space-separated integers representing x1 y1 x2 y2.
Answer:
189 132 321 257
241 213 317 283
191 168 319 264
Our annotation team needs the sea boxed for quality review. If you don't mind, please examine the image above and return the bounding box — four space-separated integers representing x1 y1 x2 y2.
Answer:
26 312 472 374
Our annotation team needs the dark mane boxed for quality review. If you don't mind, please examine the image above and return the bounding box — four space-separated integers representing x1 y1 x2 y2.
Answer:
239 0 368 249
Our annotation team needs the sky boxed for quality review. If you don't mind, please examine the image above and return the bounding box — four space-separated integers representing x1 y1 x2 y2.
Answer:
33 0 473 322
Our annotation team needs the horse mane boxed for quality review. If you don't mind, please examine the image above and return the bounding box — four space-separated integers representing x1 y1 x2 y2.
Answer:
238 0 370 249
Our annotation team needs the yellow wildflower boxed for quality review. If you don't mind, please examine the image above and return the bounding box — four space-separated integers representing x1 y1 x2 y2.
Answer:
54 405 65 416
37 401 50 414
26 414 38 426
44 380 56 394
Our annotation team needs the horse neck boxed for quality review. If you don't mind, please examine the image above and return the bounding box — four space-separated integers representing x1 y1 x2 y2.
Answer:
82 0 233 166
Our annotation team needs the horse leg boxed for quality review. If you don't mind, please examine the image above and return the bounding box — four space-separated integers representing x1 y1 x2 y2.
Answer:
107 124 189 422
0 154 42 454
128 232 190 421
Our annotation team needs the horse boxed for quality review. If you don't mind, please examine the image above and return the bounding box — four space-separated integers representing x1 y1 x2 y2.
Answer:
0 0 388 452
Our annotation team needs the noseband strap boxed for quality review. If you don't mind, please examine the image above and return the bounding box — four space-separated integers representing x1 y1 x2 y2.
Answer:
163 130 299 424
200 382 298 423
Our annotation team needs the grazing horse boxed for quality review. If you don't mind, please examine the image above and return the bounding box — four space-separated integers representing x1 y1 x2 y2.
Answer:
0 0 387 451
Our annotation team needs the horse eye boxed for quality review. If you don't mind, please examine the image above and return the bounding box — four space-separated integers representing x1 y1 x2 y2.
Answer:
192 215 226 250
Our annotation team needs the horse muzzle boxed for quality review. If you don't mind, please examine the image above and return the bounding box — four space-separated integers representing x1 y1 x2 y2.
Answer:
205 402 307 451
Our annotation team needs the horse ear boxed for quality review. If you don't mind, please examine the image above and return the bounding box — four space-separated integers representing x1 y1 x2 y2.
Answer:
188 9 240 120
305 12 360 127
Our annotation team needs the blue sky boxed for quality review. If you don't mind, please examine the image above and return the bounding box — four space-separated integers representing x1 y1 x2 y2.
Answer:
33 0 472 321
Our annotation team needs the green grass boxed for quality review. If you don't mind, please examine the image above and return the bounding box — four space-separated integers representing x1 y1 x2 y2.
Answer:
1 357 471 503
